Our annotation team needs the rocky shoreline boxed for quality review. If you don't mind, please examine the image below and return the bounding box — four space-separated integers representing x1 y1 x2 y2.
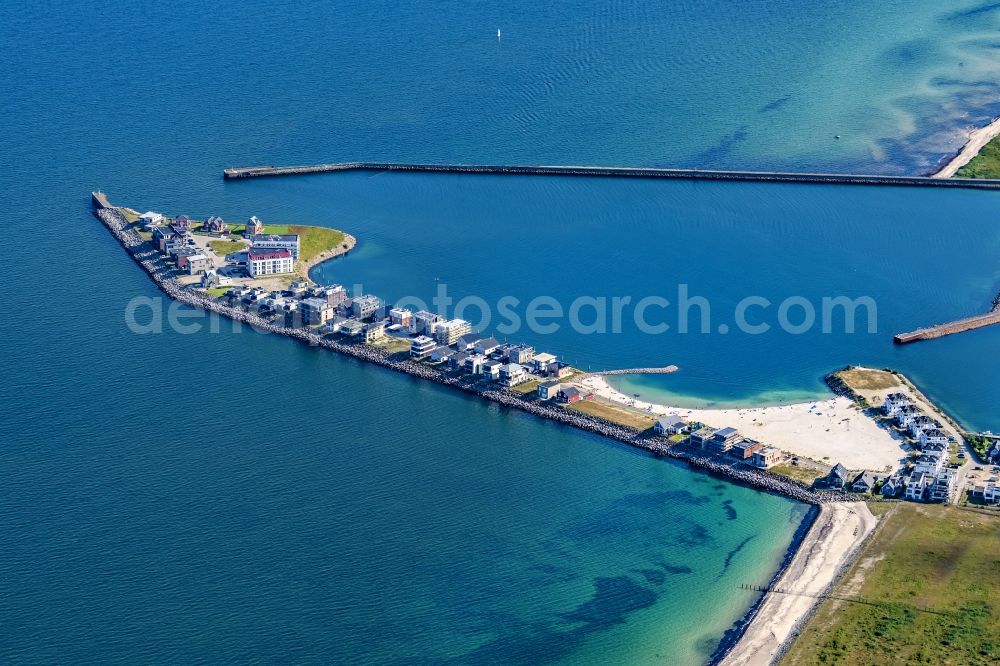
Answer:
95 205 858 507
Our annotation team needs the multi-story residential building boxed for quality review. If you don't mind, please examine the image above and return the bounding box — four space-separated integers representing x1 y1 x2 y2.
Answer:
299 297 335 325
730 438 763 460
247 249 294 277
410 335 436 358
919 428 950 448
689 427 717 449
500 363 529 387
433 318 472 345
706 426 741 454
464 354 487 375
389 307 412 328
410 310 440 335
929 471 956 503
483 360 503 381
904 472 929 501
531 353 557 372
351 294 383 321
908 415 938 438
751 446 782 469
914 453 946 476
505 343 535 364
178 252 211 275
248 233 301 260
971 477 1000 504
882 392 910 417
894 404 922 429
362 322 386 343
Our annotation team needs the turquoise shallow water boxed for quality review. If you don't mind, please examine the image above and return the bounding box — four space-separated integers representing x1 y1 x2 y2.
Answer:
1 0 999 663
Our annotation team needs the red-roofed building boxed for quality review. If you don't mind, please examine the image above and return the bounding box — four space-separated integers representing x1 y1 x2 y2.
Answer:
247 249 293 277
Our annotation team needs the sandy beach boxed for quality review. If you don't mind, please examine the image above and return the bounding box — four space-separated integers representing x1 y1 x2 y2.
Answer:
931 116 1000 177
578 376 907 471
721 502 876 665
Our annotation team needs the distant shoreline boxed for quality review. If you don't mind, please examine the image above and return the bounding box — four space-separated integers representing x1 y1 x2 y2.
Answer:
931 116 1000 178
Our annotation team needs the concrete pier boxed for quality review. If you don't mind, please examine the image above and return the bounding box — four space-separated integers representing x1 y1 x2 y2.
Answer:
223 162 1000 190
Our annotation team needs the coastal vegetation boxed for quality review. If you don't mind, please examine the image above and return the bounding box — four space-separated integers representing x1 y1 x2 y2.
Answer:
833 367 899 392
567 400 656 430
955 137 1000 178
769 462 822 487
782 503 1000 665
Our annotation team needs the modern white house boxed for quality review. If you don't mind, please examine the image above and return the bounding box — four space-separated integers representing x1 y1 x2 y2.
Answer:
499 363 529 386
531 353 557 372
247 233 301 260
464 354 487 375
474 338 501 356
904 472 929 501
247 249 294 277
139 211 164 229
410 335 436 358
908 415 938 438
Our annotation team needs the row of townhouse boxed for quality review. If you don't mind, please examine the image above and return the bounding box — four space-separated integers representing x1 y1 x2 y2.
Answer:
673 422 783 469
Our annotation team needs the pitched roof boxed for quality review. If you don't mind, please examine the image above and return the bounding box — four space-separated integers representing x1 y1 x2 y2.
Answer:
830 463 849 479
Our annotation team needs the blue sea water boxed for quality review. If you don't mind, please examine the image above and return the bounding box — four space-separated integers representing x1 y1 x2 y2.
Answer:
1 0 999 663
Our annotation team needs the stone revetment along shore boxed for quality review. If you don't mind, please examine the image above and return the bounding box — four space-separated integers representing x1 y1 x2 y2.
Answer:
93 199 858 507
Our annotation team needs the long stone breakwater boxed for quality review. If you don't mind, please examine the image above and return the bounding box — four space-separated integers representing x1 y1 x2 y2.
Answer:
894 292 1000 344
222 162 1000 190
95 197 856 505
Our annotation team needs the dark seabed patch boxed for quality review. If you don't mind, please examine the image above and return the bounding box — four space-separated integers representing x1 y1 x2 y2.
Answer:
659 562 694 575
944 1 1000 22
676 521 713 547
722 499 738 521
634 568 666 586
560 576 658 627
759 95 790 112
686 126 749 165
451 575 658 665
719 535 757 578
617 489 712 509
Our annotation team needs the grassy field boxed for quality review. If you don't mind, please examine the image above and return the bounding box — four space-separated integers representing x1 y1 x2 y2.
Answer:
512 379 539 395
567 400 656 430
231 224 346 262
956 138 1000 178
782 503 1000 665
208 239 246 256
835 367 900 392
770 462 823 486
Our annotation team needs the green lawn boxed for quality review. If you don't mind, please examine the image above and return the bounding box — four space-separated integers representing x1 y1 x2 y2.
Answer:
208 239 246 256
512 379 539 394
229 224 346 263
205 287 230 298
956 138 1000 178
782 503 1000 665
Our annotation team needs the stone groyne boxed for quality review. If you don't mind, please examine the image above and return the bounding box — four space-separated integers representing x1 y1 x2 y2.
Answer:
894 293 1000 344
95 200 856 506
222 161 1000 190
